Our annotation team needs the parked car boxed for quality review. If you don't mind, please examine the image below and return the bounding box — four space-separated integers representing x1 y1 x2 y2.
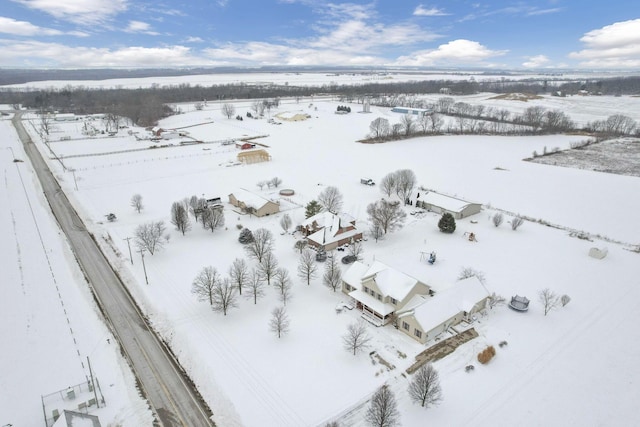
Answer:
360 178 375 186
341 255 357 264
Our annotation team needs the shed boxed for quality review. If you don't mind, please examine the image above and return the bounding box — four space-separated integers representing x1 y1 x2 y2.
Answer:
237 149 271 164
415 191 481 219
228 188 279 217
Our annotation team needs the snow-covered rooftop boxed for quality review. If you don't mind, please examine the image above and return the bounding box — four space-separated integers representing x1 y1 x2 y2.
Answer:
363 261 425 302
418 191 479 213
230 188 276 209
404 276 489 333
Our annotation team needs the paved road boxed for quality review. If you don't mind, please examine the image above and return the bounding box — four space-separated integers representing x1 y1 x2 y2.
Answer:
12 113 214 427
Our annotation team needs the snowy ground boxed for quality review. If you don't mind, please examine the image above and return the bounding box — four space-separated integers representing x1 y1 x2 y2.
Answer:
4 87 640 426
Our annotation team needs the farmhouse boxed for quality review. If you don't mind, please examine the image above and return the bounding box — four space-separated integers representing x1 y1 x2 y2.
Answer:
391 106 434 117
300 212 363 251
237 149 271 164
228 189 280 217
415 191 481 219
342 261 430 326
396 276 489 344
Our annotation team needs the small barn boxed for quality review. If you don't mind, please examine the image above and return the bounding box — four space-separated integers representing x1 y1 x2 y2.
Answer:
415 191 481 219
236 141 256 150
237 149 271 164
228 188 279 217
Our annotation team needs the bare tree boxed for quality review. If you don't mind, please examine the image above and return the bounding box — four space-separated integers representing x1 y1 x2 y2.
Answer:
395 169 416 204
280 213 292 234
458 267 485 283
245 228 274 263
280 280 293 306
400 114 415 136
365 384 400 427
367 200 407 234
251 100 265 116
274 267 290 295
229 258 249 295
270 176 283 188
317 186 343 214
369 117 390 139
560 294 571 307
488 292 506 309
38 108 52 138
323 255 342 292
408 363 442 408
221 103 236 119
294 239 308 253
188 195 206 221
297 249 318 285
343 321 371 355
269 306 290 338
369 222 385 243
257 180 267 191
170 201 191 235
130 193 144 213
379 173 397 198
135 221 166 255
492 212 504 227
259 251 279 286
539 288 560 316
212 277 237 315
349 240 364 260
427 113 444 133
246 267 265 304
511 216 524 231
191 266 221 306
202 206 225 232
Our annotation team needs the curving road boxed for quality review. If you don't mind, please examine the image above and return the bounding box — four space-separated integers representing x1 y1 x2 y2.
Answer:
12 113 214 427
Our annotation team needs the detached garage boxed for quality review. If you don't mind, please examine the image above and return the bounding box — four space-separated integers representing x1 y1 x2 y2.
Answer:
415 191 481 219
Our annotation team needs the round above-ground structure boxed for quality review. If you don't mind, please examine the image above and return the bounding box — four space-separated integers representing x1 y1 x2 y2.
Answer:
279 189 295 196
509 295 530 312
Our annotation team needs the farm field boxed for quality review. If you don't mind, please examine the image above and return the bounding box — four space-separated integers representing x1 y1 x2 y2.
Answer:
2 85 640 426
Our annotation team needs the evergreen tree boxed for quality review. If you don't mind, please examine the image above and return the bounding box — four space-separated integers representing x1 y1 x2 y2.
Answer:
305 200 322 218
438 213 456 233
238 228 254 244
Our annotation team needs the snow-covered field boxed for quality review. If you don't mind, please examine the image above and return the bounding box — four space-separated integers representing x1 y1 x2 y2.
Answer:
2 86 640 426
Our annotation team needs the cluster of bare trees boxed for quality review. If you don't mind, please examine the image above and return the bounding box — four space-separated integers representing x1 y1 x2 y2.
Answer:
169 195 225 236
379 169 416 204
256 177 283 190
585 114 637 137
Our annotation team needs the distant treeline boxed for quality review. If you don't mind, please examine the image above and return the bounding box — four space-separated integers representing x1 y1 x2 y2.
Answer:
1 75 639 127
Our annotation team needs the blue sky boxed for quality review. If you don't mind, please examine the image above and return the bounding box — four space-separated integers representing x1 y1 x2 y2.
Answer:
0 0 638 69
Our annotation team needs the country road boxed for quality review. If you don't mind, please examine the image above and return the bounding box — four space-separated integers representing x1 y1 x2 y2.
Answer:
12 113 215 427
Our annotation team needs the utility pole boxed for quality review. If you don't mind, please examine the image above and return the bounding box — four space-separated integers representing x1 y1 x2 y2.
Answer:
71 169 78 190
138 249 149 285
87 356 100 408
123 237 134 265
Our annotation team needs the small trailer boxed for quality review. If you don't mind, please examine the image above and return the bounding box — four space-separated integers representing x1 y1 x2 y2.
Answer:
360 178 375 186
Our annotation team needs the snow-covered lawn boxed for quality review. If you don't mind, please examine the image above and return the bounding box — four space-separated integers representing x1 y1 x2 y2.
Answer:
6 89 640 426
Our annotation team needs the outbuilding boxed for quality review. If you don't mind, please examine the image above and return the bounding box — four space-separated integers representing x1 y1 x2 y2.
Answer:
415 191 481 219
228 188 279 217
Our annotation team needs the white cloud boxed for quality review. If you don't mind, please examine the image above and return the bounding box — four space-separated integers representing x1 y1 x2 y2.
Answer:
125 20 158 35
569 19 640 68
0 16 62 36
522 55 550 68
185 36 204 43
11 0 128 25
413 5 449 17
394 39 507 66
0 40 211 67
